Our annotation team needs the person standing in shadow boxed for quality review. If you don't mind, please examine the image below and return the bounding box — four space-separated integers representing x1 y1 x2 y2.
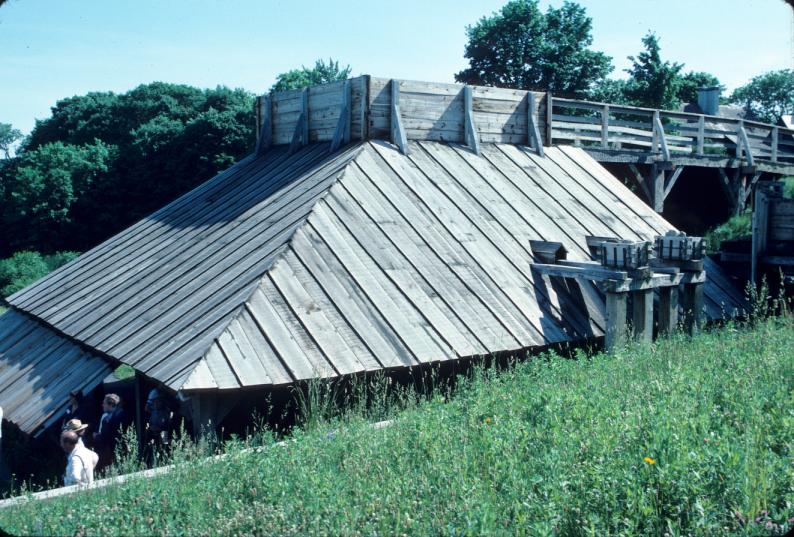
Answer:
93 393 126 471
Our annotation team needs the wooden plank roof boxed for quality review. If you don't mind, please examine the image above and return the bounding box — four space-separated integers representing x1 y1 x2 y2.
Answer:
0 309 112 434
6 141 746 399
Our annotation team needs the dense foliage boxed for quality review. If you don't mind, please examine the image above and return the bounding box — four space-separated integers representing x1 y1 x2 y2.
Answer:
271 58 351 92
0 250 78 297
455 0 612 97
2 317 792 536
0 83 256 257
729 69 794 124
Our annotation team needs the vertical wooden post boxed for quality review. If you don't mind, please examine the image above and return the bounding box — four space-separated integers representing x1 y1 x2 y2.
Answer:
751 187 770 285
545 92 553 147
696 115 705 156
390 79 408 154
682 282 704 335
255 94 272 156
301 88 309 146
134 370 143 455
343 79 352 145
464 86 480 155
359 75 369 141
657 286 678 335
605 291 628 352
771 126 778 163
600 104 610 149
527 92 544 157
651 110 660 154
650 163 665 213
631 289 654 342
191 394 217 438
735 171 747 215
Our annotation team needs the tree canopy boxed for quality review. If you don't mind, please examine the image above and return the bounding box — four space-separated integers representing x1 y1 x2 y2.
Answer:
271 59 352 92
622 32 684 109
729 69 794 123
455 0 612 97
677 71 723 105
0 83 255 257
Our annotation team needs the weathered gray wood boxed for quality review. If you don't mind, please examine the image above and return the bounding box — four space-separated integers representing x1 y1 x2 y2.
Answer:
605 291 628 351
628 164 652 201
531 263 629 281
657 286 678 335
771 126 778 162
330 81 351 153
651 163 665 213
255 94 272 155
662 166 683 199
631 289 653 342
652 112 670 161
736 121 756 167
545 92 553 146
601 104 610 149
390 80 408 154
696 115 705 155
682 282 704 335
527 92 544 156
751 187 769 284
463 86 480 155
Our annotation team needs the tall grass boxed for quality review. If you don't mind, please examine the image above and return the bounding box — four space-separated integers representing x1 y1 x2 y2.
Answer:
1 315 792 536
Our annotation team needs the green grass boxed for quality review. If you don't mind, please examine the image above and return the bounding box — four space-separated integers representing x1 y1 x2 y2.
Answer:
2 318 793 536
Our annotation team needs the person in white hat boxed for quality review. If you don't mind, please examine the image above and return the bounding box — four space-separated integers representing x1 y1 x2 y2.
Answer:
60 430 98 486
62 418 90 447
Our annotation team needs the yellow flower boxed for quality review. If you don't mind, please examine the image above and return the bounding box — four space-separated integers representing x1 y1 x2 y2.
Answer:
643 457 656 465
484 417 492 425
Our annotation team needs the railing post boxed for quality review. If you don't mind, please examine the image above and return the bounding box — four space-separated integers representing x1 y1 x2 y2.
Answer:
736 121 744 161
696 115 705 156
545 92 553 147
600 104 609 149
651 110 660 154
771 126 778 163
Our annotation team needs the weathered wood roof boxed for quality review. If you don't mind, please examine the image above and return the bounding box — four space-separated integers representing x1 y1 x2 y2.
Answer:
0 309 112 434
6 140 745 401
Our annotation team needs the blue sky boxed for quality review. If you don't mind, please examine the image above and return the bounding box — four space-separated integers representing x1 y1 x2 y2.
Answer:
1 0 792 136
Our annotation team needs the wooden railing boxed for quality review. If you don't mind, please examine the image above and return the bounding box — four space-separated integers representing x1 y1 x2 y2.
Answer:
551 97 794 166
255 76 794 172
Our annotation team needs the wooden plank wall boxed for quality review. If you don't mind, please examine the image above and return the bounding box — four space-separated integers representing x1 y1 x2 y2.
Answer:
256 76 548 147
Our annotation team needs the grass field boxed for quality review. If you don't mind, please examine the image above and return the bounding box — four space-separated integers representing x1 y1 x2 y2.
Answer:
1 315 792 536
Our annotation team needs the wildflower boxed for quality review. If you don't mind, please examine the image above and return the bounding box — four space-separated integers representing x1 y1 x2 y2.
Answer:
643 456 656 465
484 417 492 425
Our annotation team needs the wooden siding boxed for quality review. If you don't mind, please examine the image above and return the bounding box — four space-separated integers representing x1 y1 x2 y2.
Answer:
6 141 745 397
257 76 548 148
0 309 112 435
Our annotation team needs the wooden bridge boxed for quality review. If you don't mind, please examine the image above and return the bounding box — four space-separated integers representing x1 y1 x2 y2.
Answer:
256 76 794 216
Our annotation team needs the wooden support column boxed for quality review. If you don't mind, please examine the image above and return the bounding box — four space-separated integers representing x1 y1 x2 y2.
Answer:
734 169 747 216
463 86 480 155
289 88 309 154
359 75 369 141
527 92 544 156
628 164 652 202
600 104 610 149
191 393 217 438
771 126 779 162
255 94 272 155
545 92 553 147
751 187 770 284
682 282 704 335
134 370 144 455
605 291 628 352
330 80 352 153
696 115 705 156
631 289 654 342
390 79 408 154
657 286 678 335
650 163 665 213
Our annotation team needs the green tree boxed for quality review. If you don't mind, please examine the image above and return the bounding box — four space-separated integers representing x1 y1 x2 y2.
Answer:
455 0 612 97
271 58 352 92
677 71 723 105
3 83 256 256
623 32 683 109
729 69 794 123
1 141 113 253
0 123 22 158
588 79 630 104
0 250 78 297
